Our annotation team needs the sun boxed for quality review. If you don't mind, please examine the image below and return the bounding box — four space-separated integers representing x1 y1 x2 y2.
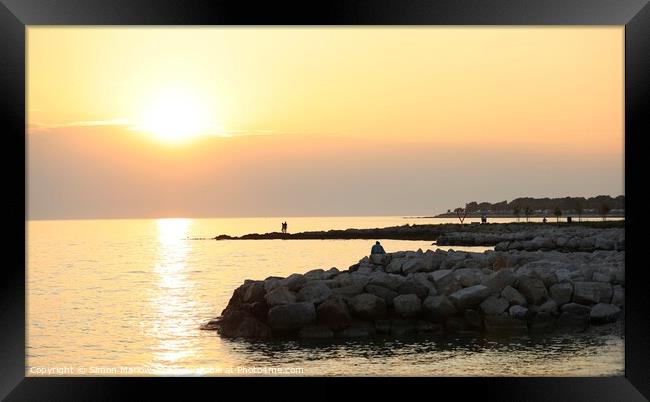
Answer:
134 89 219 143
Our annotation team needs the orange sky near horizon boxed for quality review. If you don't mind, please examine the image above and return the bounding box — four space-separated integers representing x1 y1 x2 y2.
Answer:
27 27 624 219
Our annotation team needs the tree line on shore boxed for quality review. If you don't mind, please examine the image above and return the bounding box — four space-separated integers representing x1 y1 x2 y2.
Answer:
444 195 623 223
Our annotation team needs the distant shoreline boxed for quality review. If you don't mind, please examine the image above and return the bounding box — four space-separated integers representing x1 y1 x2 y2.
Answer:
409 214 625 219
206 220 625 242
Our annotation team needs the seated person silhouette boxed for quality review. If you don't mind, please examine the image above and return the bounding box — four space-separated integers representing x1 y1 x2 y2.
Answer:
370 241 387 264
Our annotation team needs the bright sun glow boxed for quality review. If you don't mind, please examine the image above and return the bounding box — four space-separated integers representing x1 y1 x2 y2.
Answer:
135 89 219 143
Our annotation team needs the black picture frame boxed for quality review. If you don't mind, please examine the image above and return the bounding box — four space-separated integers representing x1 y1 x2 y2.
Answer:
2 0 649 400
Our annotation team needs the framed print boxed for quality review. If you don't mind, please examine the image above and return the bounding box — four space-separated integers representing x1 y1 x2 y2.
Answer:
1 0 649 400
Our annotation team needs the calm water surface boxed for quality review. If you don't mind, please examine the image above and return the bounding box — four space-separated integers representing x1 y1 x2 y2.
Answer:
26 217 623 376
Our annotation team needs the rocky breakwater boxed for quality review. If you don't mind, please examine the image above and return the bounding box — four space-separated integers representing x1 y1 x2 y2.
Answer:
203 247 624 340
436 226 624 252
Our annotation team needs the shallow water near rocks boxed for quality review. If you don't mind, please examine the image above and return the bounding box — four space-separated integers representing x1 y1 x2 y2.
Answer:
27 217 623 376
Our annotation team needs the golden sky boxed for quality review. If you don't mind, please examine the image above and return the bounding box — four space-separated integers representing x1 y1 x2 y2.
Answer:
27 27 624 219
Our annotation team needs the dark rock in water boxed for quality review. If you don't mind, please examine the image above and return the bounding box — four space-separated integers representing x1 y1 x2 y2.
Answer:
368 272 401 290
590 303 621 324
445 317 472 333
200 319 220 331
304 269 325 281
449 285 491 312
516 277 548 305
479 296 509 315
528 312 556 334
337 322 376 338
243 281 266 303
508 305 529 319
432 270 462 296
396 280 428 299
249 301 270 321
264 277 284 293
464 309 483 330
557 312 589 332
501 285 527 306
423 295 458 321
416 320 441 333
375 319 392 334
317 297 352 330
573 282 613 305
365 284 398 306
236 317 272 339
561 303 592 316
349 293 387 320
390 319 417 336
331 284 365 298
267 302 316 331
393 294 422 317
265 286 297 307
484 315 528 335
483 269 516 294
549 282 573 306
536 299 558 315
215 309 253 337
281 273 307 291
299 325 334 339
297 282 332 304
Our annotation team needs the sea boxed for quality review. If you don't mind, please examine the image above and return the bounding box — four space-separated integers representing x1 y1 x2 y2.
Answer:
26 216 624 376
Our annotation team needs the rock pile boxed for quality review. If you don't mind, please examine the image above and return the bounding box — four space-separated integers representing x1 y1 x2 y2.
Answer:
203 248 624 340
436 227 624 252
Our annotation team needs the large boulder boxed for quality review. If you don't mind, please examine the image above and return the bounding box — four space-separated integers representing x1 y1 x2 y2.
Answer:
449 285 491 312
386 258 405 274
423 295 458 321
483 269 516 294
281 273 307 291
549 282 573 306
479 296 509 315
454 268 483 287
410 273 438 296
304 268 325 281
265 286 297 307
396 280 428 299
393 294 422 317
297 282 332 304
402 258 425 274
264 277 284 293
508 305 529 319
501 285 527 306
242 281 266 303
368 272 401 290
349 293 387 320
365 284 398 306
590 303 621 324
322 267 340 280
267 302 317 331
317 298 351 330
331 284 366 298
235 317 272 339
432 270 462 295
573 282 613 305
516 277 548 305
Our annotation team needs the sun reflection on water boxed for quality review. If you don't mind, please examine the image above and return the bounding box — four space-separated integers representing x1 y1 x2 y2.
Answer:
149 218 199 372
